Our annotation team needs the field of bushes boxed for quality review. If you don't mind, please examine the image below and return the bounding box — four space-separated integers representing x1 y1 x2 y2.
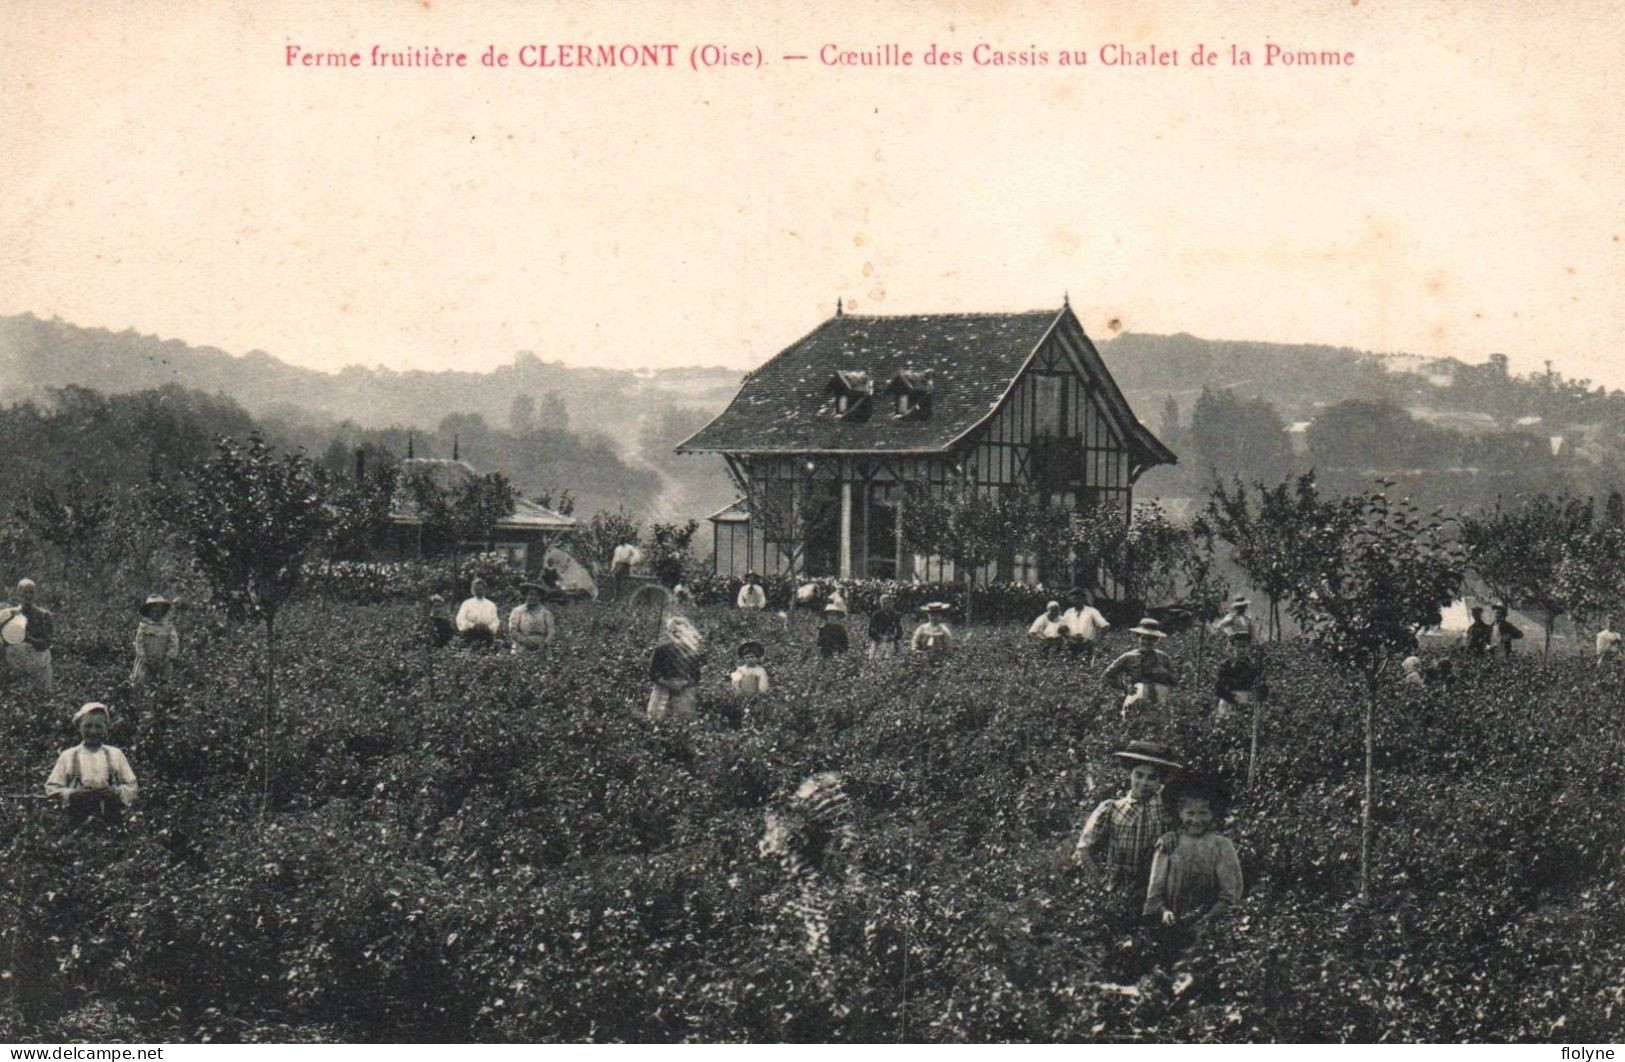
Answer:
1 590 1621 1043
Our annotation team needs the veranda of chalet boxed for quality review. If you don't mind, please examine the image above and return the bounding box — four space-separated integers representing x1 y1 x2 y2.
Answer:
677 301 1175 588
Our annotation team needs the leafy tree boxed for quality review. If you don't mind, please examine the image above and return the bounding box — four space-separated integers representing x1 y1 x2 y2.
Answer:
1205 471 1355 639
1459 493 1595 653
996 485 1075 588
578 507 642 573
158 433 332 819
326 464 402 561
17 472 114 590
1178 513 1232 675
1285 483 1465 901
1189 387 1293 483
532 488 575 517
509 393 537 435
901 481 1007 625
648 519 699 588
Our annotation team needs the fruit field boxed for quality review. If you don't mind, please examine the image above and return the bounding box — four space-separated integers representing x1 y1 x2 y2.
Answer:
0 593 1620 1043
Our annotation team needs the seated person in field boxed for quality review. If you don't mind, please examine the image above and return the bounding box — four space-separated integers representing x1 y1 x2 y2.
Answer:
45 702 139 829
2 578 56 690
909 602 954 655
1102 619 1177 718
1074 740 1182 928
866 593 903 660
1213 631 1267 719
817 603 850 658
129 595 180 686
425 594 456 648
1028 600 1067 649
1401 655 1426 688
736 572 768 611
1144 773 1243 935
1596 614 1621 669
455 578 501 648
648 615 704 723
507 582 555 652
1060 587 1111 657
730 640 771 696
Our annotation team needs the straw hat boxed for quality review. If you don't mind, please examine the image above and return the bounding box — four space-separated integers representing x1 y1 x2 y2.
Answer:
920 601 952 614
738 639 766 661
1230 597 1250 609
823 602 846 614
1111 740 1183 772
73 702 111 725
1129 618 1167 638
138 595 172 620
1160 771 1232 815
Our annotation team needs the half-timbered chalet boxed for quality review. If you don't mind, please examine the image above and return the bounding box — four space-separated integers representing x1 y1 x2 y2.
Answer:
676 301 1175 585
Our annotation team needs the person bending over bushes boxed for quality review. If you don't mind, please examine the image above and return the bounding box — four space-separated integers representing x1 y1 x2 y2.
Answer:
45 702 139 830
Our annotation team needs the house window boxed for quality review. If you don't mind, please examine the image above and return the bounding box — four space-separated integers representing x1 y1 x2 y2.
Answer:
896 393 912 415
1034 375 1063 436
495 542 529 567
836 393 849 414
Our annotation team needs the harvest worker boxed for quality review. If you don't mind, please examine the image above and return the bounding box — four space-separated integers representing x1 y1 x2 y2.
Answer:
608 540 642 603
1102 619 1177 717
736 572 768 611
1144 773 1243 934
455 578 501 649
425 594 456 648
1210 597 1254 641
909 602 954 655
1597 613 1621 669
648 615 704 722
1490 603 1523 658
1401 655 1426 688
1 578 55 690
1463 605 1492 656
1213 631 1266 719
817 603 850 658
45 702 138 829
866 594 903 660
1060 587 1110 659
507 582 555 652
730 640 771 696
129 595 180 686
1028 600 1067 649
1074 740 1181 926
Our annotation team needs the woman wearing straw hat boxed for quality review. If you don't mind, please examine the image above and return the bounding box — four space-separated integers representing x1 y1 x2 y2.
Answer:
1210 597 1254 642
507 582 556 653
129 595 181 686
909 601 955 655
1102 618 1178 718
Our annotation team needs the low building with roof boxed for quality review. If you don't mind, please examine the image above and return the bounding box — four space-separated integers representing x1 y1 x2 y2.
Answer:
677 300 1175 586
383 456 575 571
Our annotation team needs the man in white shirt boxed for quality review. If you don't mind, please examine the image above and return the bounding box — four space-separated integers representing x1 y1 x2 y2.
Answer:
455 578 501 648
609 542 643 602
1060 588 1111 659
46 702 138 828
736 572 768 610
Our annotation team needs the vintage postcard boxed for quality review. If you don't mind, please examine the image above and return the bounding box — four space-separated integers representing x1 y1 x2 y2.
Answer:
1 0 1621 1047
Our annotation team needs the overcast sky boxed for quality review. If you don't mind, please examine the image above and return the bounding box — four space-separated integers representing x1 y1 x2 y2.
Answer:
4 0 1623 387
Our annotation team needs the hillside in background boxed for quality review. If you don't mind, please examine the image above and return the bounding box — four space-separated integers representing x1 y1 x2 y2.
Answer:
5 312 1622 519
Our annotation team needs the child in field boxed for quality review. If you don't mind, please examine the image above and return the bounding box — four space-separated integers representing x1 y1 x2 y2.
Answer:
1074 740 1182 926
730 640 771 696
1144 773 1243 931
129 595 180 686
866 593 903 659
817 603 850 658
648 615 704 722
45 702 139 830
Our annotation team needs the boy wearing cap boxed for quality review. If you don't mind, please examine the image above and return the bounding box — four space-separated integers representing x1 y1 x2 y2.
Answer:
130 595 180 686
817 603 850 658
46 703 138 828
1102 619 1178 717
730 640 771 696
1074 741 1181 924
507 582 555 652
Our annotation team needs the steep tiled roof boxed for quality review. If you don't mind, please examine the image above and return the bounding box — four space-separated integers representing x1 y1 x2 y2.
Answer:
390 458 576 531
677 309 1063 453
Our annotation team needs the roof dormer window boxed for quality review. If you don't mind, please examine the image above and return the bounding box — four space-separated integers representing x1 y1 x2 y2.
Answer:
826 370 873 421
884 369 933 419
